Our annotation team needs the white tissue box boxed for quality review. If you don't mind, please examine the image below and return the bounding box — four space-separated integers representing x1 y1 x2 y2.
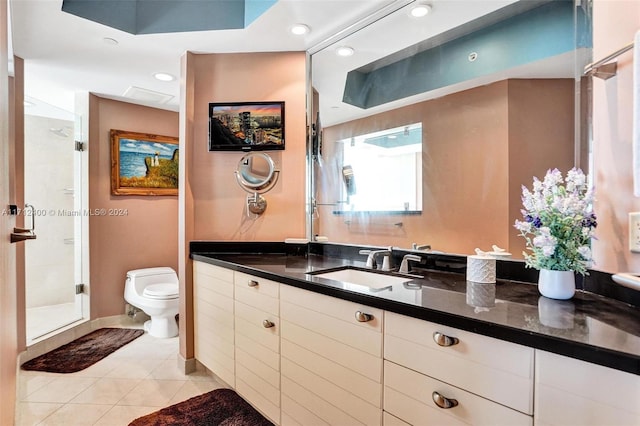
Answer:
466 255 496 284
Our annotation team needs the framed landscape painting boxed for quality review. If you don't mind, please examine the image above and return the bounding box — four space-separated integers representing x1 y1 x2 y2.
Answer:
110 129 179 195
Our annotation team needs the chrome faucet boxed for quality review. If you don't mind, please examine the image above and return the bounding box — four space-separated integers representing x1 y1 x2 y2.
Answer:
359 248 392 270
399 254 422 274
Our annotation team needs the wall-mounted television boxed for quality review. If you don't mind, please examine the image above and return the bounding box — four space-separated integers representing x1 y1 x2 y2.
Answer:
209 101 285 151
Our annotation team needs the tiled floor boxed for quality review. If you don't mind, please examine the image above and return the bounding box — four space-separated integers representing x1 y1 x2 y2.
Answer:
16 329 226 425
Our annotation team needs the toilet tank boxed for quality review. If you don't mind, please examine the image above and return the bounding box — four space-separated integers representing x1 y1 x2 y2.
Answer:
126 267 178 292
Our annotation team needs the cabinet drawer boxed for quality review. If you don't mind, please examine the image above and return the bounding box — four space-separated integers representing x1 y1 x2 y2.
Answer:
280 289 382 357
384 361 532 426
235 285 279 316
385 312 533 414
281 320 381 382
194 261 234 285
235 272 280 298
535 350 640 426
194 272 234 301
236 332 279 372
234 301 279 351
383 412 411 426
236 347 280 425
236 374 280 425
281 337 381 407
281 394 329 426
281 365 378 426
236 348 280 391
280 285 383 332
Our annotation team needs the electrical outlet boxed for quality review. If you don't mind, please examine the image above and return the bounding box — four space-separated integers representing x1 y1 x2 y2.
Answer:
629 212 640 252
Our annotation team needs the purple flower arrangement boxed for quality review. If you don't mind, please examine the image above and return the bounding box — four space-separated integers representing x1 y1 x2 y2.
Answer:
514 168 596 275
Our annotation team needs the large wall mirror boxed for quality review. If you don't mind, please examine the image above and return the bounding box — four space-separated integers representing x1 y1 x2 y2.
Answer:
309 0 592 258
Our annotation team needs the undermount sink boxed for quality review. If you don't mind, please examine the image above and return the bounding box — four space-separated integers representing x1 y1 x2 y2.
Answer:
309 267 412 291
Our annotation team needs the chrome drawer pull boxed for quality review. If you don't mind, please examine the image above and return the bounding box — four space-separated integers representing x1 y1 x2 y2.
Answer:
432 391 458 409
248 280 259 287
262 319 275 328
354 311 374 322
433 331 459 347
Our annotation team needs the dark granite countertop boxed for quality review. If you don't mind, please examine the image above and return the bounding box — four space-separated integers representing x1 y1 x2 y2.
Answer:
190 242 640 376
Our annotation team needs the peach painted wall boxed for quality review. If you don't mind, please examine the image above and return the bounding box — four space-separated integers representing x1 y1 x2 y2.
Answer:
317 79 574 257
591 0 640 273
507 79 575 258
179 51 307 362
89 96 179 319
187 52 307 241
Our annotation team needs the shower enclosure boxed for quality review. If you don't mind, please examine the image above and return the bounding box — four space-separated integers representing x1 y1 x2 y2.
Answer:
24 97 88 344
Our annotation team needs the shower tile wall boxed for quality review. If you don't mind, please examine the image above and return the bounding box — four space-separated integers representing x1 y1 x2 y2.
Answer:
24 115 75 308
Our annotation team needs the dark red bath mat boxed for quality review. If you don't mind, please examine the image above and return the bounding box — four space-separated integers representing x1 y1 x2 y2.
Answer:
21 327 144 373
129 388 274 426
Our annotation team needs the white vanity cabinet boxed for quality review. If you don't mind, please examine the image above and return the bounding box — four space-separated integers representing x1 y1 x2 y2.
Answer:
192 260 639 426
383 311 534 425
233 272 281 424
279 285 384 426
193 261 235 387
534 350 640 426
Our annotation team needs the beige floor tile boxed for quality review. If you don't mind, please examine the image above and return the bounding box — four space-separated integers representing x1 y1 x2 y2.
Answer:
103 358 163 380
70 357 121 378
70 377 142 405
17 375 56 400
167 380 225 405
16 327 220 425
37 403 111 426
117 379 187 407
147 358 192 381
189 364 222 382
23 376 97 404
110 336 177 360
14 402 62 426
93 405 158 426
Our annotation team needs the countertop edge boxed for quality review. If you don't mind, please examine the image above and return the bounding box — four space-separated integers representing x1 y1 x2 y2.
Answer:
191 253 640 376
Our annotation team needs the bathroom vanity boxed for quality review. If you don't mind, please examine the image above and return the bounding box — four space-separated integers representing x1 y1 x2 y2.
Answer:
190 242 640 426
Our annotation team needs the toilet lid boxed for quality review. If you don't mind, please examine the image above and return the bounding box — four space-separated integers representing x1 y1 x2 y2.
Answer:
143 283 179 299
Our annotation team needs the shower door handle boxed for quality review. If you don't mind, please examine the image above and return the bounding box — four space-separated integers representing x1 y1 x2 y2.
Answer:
11 204 37 243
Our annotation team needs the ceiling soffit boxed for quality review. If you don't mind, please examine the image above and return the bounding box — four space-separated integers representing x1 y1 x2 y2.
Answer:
61 0 277 35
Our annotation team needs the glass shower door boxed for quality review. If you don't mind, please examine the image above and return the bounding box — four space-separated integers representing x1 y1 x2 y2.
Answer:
24 98 86 344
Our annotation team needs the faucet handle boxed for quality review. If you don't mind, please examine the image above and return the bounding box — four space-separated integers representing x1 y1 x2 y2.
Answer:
358 249 375 268
400 254 422 274
380 254 392 271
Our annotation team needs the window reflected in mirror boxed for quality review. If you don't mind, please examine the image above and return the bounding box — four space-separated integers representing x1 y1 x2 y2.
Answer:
336 123 422 214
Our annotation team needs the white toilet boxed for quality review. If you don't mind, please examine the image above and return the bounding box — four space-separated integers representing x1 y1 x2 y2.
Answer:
124 267 179 338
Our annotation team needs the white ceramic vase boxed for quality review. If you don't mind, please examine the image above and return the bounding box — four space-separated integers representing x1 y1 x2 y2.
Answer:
538 269 575 300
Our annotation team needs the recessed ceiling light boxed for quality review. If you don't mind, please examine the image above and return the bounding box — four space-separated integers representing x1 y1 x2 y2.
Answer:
153 72 176 82
410 3 432 18
290 24 310 35
335 46 355 57
103 37 119 45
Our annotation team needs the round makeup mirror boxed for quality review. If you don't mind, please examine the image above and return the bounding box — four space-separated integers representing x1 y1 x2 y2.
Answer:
234 152 280 215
